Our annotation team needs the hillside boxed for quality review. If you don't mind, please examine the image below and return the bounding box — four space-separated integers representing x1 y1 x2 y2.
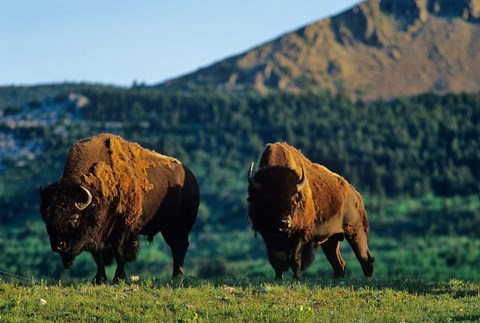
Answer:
1 88 479 280
0 83 120 108
159 0 480 100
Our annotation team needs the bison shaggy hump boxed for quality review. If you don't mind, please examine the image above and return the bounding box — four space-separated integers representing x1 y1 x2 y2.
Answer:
40 133 199 283
70 133 180 231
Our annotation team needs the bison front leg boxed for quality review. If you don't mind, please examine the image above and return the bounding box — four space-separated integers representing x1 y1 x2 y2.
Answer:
91 252 108 284
112 232 139 283
113 259 127 284
267 249 288 280
290 238 304 280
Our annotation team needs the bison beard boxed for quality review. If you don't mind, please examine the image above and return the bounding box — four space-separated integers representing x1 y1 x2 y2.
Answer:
247 142 375 280
40 133 199 284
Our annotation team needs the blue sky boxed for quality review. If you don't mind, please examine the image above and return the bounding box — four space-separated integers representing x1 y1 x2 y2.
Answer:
0 1 361 87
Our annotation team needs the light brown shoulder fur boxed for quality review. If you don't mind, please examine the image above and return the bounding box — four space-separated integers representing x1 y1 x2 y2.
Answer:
260 142 350 237
308 163 350 224
73 133 180 231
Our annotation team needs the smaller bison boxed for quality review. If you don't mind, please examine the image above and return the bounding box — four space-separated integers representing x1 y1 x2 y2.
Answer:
247 142 374 280
40 133 199 283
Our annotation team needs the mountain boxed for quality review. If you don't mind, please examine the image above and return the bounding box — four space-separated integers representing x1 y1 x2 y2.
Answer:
158 0 480 100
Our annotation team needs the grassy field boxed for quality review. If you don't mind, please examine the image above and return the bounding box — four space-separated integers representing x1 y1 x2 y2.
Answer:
1 277 479 322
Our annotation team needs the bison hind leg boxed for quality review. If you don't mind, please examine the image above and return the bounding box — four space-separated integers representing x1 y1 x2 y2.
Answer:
162 230 190 277
320 233 346 278
344 224 374 278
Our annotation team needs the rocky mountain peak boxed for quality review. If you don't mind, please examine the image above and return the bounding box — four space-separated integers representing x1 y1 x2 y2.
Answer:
380 0 480 20
159 0 480 100
333 0 480 45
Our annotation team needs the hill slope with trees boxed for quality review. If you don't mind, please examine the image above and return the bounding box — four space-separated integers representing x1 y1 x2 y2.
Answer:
1 87 479 280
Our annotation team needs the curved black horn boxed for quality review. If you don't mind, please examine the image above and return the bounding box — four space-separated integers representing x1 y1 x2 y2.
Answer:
248 162 261 190
297 165 307 191
75 186 92 211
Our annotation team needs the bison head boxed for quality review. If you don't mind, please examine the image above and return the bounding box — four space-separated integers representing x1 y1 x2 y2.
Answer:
247 163 307 271
247 163 306 236
39 181 94 268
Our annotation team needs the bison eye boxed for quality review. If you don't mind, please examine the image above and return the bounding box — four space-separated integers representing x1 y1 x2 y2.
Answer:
70 214 80 228
291 193 303 210
294 193 302 203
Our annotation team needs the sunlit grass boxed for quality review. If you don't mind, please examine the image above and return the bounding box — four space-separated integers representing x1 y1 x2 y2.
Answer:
1 277 479 321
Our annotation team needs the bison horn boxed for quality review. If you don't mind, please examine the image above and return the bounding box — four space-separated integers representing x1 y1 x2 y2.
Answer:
297 165 307 191
248 162 261 190
75 186 92 211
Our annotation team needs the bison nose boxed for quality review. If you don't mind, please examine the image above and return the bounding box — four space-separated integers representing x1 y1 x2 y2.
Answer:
56 240 68 252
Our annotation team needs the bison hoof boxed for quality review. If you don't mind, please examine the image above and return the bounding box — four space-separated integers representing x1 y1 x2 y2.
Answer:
92 275 107 285
113 276 128 285
172 267 184 278
362 263 374 279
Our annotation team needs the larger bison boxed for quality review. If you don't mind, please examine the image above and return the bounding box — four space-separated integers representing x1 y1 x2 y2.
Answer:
40 133 199 283
247 142 374 280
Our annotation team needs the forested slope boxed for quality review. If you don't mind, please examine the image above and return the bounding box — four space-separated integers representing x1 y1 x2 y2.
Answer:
0 88 479 280
2 89 479 227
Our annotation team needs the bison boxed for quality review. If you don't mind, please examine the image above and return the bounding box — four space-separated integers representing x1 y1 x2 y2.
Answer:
247 142 374 280
40 133 199 283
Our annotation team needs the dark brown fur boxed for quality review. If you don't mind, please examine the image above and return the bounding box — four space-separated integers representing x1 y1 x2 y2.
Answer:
40 133 199 283
248 142 374 280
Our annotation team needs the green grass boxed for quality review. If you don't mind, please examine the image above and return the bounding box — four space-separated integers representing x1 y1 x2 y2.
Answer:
1 277 479 322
